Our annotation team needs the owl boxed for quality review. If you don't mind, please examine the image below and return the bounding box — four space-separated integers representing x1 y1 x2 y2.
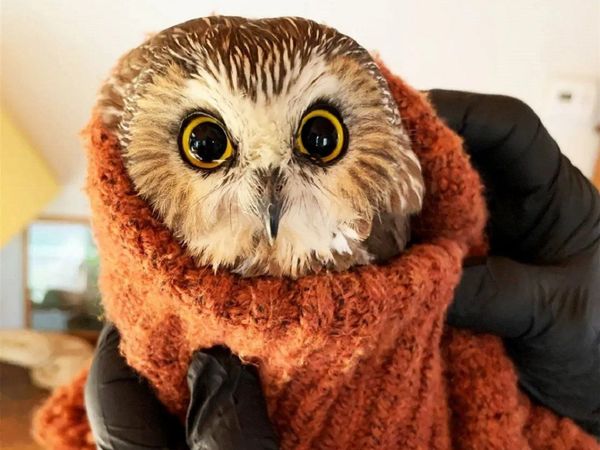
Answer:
97 16 424 277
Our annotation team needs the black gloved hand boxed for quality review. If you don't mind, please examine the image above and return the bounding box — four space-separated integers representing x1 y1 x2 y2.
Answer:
85 324 188 450
429 89 600 437
185 346 279 450
85 324 279 450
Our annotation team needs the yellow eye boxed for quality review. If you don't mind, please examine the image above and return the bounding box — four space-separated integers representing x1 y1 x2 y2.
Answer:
179 114 233 170
296 108 347 164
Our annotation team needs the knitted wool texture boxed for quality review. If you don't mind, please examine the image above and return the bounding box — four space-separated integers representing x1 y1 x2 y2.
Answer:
33 65 599 450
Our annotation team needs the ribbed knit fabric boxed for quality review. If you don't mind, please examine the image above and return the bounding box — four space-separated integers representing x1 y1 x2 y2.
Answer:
33 66 599 450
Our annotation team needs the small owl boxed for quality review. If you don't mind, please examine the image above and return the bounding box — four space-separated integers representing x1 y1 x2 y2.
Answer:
98 16 424 277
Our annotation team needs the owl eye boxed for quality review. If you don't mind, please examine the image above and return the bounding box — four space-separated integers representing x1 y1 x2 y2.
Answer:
179 114 233 169
296 107 347 164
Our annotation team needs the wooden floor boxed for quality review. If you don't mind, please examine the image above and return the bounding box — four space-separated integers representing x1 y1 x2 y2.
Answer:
0 363 47 450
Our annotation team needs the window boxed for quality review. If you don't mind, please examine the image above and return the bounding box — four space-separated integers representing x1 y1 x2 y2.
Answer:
25 218 102 331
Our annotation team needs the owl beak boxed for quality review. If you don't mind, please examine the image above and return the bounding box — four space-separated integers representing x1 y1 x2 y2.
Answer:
267 200 282 242
264 169 284 244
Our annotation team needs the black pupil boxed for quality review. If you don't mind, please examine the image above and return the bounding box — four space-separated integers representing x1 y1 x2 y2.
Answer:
189 122 227 162
301 116 338 158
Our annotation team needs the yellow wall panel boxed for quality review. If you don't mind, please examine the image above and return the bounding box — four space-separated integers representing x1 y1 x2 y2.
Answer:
0 109 59 246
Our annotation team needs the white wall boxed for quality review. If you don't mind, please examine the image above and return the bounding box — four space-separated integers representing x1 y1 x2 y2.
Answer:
0 234 25 328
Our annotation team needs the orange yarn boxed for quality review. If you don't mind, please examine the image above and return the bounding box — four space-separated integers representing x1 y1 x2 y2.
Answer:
33 367 94 450
33 66 599 449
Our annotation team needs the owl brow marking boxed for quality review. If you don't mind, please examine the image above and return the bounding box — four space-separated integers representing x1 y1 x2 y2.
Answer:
193 18 359 102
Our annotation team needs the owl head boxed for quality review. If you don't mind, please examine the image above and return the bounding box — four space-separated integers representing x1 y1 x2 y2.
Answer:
97 16 424 277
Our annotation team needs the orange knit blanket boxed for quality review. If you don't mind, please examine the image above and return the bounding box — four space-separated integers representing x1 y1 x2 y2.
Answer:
33 66 599 450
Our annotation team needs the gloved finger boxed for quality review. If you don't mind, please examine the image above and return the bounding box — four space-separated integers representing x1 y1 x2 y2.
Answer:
85 323 187 450
507 334 600 439
427 90 558 187
428 90 600 264
450 245 600 438
230 363 279 447
186 347 279 450
447 256 555 338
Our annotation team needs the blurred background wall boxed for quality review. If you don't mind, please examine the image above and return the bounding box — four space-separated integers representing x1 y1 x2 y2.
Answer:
2 0 599 327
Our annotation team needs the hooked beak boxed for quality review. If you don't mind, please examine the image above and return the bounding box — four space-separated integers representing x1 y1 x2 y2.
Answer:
267 200 282 241
263 169 284 243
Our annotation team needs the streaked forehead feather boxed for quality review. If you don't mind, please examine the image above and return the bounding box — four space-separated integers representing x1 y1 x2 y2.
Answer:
156 17 368 99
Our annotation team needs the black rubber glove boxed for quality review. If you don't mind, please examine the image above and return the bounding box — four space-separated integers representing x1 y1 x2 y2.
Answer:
85 324 279 450
85 324 188 450
185 346 279 450
429 90 600 437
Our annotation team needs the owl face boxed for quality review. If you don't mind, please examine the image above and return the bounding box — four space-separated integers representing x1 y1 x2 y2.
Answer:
99 17 423 277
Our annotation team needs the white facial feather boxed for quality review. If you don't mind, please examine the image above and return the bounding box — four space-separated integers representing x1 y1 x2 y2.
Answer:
177 54 371 274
